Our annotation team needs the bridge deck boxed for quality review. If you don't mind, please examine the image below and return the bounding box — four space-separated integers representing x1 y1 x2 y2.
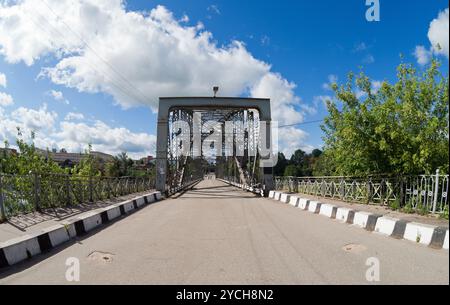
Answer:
0 179 448 284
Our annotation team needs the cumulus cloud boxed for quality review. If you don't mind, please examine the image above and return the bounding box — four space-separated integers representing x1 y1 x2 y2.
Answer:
64 112 84 121
415 8 449 65
48 90 69 104
0 104 156 159
414 45 432 66
251 72 304 125
0 92 13 106
11 104 58 131
0 1 313 158
428 8 449 58
362 54 375 64
0 72 6 88
278 127 314 157
313 95 333 107
55 121 156 158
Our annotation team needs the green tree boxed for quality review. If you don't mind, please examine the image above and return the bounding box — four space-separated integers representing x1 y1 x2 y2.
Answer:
73 144 102 177
322 59 449 175
274 152 288 176
0 129 65 175
284 164 299 177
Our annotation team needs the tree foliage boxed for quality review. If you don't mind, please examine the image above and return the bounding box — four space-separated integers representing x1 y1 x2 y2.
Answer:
322 59 449 175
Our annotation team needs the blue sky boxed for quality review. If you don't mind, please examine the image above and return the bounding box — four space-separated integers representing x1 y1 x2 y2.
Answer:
0 0 448 158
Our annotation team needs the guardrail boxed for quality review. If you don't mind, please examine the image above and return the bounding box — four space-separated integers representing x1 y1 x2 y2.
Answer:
0 173 155 221
275 170 448 215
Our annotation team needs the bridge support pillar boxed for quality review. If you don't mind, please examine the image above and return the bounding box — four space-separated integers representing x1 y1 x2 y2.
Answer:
156 118 168 194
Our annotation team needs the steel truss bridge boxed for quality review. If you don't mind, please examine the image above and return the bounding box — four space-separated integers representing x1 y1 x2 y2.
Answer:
156 97 274 196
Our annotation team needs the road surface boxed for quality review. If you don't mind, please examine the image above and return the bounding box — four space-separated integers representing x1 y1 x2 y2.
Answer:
0 179 448 284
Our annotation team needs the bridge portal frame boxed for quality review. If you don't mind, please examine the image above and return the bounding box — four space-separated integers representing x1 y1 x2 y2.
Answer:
156 97 274 195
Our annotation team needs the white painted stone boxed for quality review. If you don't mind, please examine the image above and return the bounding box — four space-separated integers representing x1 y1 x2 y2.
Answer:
298 198 309 210
135 197 146 207
403 222 437 246
269 191 275 199
319 204 337 218
353 211 372 228
336 208 353 223
1 236 41 265
82 213 102 232
146 194 156 203
273 192 282 201
280 193 291 203
123 200 135 214
443 230 449 250
308 201 321 213
105 206 121 220
374 216 399 236
289 196 300 207
155 192 162 200
46 224 76 247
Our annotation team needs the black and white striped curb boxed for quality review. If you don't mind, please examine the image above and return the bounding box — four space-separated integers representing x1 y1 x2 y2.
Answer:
269 191 449 250
0 191 162 269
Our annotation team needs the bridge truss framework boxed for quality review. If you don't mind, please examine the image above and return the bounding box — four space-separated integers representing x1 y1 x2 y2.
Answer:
156 97 274 196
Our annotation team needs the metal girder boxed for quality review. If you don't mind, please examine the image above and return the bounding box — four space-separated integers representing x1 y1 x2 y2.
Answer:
156 97 274 196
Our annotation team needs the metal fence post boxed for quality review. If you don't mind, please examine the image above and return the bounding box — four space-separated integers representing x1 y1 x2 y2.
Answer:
34 173 41 212
65 175 71 206
89 175 93 202
432 169 440 214
0 175 6 221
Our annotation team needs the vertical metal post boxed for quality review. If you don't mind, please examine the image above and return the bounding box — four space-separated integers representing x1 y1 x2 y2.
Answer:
0 175 6 221
89 175 93 202
34 173 41 212
65 175 71 206
432 169 440 214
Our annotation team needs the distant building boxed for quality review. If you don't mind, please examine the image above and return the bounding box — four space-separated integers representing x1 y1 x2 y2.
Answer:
36 149 114 168
0 148 18 156
133 155 155 170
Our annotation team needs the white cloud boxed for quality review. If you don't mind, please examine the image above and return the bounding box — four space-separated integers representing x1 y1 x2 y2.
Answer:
11 104 57 131
313 95 333 107
0 1 313 156
300 104 317 115
414 45 432 66
55 120 156 158
428 8 449 58
0 104 156 159
64 112 84 121
322 74 338 91
362 54 375 64
207 5 221 15
0 72 6 88
0 92 13 106
353 42 367 52
48 90 69 104
278 127 314 157
250 72 303 125
371 80 383 93
415 8 449 65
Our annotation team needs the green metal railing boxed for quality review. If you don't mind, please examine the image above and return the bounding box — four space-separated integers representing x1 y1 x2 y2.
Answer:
0 173 155 221
275 171 448 214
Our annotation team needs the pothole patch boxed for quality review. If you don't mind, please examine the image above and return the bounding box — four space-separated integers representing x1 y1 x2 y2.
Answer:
87 251 115 263
342 243 367 254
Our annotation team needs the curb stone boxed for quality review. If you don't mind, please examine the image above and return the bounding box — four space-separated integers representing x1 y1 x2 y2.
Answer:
0 191 162 269
269 191 449 250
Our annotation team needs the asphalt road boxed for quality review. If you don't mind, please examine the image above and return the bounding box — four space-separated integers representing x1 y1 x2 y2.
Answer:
0 179 448 284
